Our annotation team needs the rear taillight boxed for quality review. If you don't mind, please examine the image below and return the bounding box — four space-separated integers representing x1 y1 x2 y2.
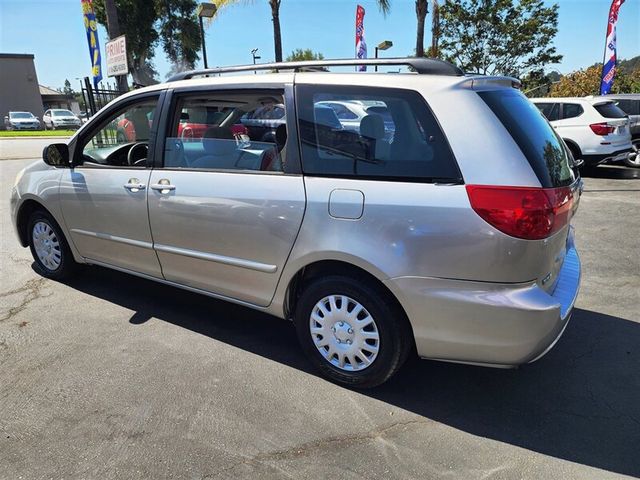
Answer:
466 185 574 240
589 123 615 135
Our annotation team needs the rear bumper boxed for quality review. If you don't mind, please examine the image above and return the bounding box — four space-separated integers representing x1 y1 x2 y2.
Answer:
582 148 633 166
386 230 581 367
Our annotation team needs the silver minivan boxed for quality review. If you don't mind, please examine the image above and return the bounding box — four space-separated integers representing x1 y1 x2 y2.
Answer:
10 58 582 387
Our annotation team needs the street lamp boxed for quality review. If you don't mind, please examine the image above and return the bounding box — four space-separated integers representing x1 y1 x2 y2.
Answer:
251 48 261 74
374 40 393 72
197 2 217 69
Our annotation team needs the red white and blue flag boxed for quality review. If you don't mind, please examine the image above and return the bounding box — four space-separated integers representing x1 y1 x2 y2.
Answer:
600 0 625 95
355 5 367 71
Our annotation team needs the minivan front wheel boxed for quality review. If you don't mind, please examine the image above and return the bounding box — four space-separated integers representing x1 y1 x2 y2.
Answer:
294 276 412 388
28 210 76 280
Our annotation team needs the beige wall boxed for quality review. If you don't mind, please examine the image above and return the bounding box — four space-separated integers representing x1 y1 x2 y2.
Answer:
0 54 45 124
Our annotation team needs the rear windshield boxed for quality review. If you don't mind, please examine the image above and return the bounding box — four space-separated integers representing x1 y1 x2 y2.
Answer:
594 102 627 119
479 89 574 188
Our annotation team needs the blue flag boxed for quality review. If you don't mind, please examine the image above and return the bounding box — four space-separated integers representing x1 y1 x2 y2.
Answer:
81 0 103 88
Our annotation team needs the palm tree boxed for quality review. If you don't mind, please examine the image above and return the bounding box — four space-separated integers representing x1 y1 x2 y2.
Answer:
212 0 284 62
430 0 442 58
415 0 428 57
212 0 391 64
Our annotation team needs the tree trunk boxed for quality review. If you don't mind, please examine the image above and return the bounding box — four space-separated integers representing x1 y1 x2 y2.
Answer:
271 0 283 62
415 0 428 57
103 0 128 92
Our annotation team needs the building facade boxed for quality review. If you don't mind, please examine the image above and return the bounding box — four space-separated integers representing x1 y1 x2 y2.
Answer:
0 54 45 122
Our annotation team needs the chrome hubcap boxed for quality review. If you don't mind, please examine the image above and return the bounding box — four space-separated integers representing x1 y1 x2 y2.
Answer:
309 295 380 371
32 221 61 270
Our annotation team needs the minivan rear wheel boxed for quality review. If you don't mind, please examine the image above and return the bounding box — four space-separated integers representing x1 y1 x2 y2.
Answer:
294 275 412 388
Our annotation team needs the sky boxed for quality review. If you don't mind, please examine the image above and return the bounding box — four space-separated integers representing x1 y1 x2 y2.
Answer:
0 0 638 90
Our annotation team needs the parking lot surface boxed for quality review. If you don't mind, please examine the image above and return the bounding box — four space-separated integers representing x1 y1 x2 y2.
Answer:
1 155 639 479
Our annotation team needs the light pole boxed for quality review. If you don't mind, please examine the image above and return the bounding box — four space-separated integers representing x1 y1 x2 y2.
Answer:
197 3 217 69
251 48 261 74
374 40 393 72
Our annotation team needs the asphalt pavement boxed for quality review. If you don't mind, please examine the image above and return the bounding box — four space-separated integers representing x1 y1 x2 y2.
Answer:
1 153 639 479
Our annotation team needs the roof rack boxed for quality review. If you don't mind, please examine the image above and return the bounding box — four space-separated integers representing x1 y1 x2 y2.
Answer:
167 57 464 82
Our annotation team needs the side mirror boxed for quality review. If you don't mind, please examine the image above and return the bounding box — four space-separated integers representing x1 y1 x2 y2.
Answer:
42 143 70 167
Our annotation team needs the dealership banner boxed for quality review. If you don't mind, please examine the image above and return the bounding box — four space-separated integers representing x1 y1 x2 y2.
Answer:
106 35 128 77
355 5 367 71
81 0 103 88
600 0 625 95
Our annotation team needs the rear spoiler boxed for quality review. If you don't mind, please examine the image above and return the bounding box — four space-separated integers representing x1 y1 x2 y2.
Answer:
460 76 522 90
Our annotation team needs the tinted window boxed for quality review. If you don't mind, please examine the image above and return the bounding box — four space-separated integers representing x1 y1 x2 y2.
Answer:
296 85 460 181
595 102 626 119
164 91 286 172
535 102 559 121
562 103 583 119
325 103 359 120
613 99 639 115
480 90 574 188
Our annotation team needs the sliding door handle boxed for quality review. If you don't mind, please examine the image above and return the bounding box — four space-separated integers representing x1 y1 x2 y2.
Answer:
150 181 176 193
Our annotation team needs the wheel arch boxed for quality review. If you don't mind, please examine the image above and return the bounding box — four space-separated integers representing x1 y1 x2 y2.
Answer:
16 198 51 247
283 259 416 350
563 138 581 157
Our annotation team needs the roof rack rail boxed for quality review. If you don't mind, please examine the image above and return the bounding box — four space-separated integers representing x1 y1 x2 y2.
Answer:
167 57 464 82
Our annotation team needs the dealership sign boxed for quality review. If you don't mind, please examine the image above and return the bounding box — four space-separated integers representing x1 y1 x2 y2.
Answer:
105 36 128 77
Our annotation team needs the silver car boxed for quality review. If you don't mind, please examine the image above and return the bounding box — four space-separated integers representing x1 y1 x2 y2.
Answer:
4 111 41 130
10 58 582 387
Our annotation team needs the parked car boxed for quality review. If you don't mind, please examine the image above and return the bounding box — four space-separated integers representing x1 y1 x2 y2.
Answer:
11 58 582 387
599 93 640 140
43 109 82 130
317 100 395 140
78 111 92 124
532 97 636 168
4 111 41 130
598 94 640 168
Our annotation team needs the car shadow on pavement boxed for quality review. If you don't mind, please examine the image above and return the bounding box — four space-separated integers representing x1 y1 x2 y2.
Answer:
581 164 640 180
62 265 640 478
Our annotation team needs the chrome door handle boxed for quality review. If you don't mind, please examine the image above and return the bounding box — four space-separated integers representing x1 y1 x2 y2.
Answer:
124 181 146 192
150 183 176 192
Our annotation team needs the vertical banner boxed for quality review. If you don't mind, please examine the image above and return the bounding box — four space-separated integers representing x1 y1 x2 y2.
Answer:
81 0 103 88
355 5 367 71
600 0 625 95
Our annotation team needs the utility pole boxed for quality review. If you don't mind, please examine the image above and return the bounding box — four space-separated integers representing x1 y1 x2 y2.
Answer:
103 0 128 93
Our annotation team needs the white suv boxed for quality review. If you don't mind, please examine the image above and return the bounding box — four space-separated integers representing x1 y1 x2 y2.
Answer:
532 97 636 168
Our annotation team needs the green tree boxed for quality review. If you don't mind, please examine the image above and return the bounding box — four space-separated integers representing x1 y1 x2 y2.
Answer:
439 0 562 77
63 79 74 96
549 65 640 97
285 49 324 62
94 0 201 86
212 0 390 64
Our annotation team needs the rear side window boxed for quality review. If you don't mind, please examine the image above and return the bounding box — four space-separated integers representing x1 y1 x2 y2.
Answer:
479 89 574 188
535 102 559 121
594 102 627 119
615 99 640 115
296 85 460 182
562 103 583 119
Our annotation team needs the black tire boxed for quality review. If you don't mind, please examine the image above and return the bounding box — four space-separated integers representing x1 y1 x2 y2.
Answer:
27 210 76 280
623 140 640 168
294 275 413 388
